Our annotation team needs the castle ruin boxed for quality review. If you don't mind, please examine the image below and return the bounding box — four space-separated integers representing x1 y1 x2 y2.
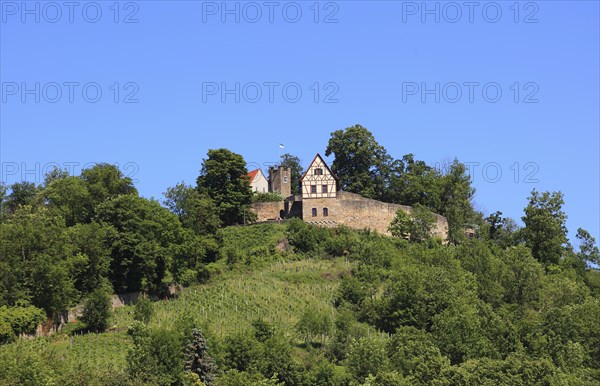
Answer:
250 154 448 240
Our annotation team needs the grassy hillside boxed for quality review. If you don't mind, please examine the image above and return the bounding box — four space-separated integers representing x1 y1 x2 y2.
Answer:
1 222 599 386
0 224 358 385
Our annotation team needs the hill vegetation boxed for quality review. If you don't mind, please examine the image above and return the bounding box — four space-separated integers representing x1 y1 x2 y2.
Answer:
0 124 598 385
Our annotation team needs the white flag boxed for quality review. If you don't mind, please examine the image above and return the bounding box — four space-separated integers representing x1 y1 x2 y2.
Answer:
279 144 285 149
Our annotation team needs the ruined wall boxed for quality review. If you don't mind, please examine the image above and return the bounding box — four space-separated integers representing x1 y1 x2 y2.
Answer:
252 191 448 241
303 191 448 240
251 201 286 221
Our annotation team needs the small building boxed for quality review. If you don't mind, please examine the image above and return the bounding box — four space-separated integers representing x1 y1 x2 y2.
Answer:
301 153 338 221
248 169 268 193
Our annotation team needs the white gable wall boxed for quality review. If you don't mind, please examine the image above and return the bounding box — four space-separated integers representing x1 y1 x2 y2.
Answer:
301 155 337 199
250 170 269 193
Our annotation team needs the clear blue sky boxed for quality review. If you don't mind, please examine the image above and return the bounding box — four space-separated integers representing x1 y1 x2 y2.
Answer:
1 1 599 245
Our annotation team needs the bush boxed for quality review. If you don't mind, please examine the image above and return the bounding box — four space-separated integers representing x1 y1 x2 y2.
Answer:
134 295 154 324
0 341 56 385
80 289 112 332
296 308 332 345
252 192 284 203
0 304 46 339
0 322 15 345
346 336 389 383
217 370 283 386
127 322 185 385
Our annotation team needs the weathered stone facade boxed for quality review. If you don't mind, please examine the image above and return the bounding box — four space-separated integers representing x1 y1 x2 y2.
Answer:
251 191 448 239
303 191 448 239
252 201 286 221
269 166 291 198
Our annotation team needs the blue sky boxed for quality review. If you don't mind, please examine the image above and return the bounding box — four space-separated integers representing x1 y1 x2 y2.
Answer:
1 1 599 245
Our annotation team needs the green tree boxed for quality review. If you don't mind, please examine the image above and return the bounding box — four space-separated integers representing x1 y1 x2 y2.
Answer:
325 124 391 199
575 228 599 267
196 149 255 226
127 322 184 385
409 204 436 243
0 205 73 318
95 195 184 292
387 326 450 384
279 153 303 194
431 300 494 364
81 163 137 209
389 205 436 243
43 166 70 186
502 245 544 307
80 288 111 332
224 330 261 372
485 211 521 248
522 190 568 265
64 222 114 296
5 182 39 213
0 183 8 219
437 160 476 244
170 229 219 285
296 308 332 345
456 239 506 307
346 336 389 383
184 329 216 386
0 303 46 339
163 182 221 235
44 176 92 226
252 318 275 342
385 154 440 208
388 209 412 240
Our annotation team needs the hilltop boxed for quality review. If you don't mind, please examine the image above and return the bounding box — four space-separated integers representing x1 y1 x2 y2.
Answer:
1 222 600 385
1 124 599 385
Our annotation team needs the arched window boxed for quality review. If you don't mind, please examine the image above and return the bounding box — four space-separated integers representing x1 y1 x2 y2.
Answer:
312 208 317 217
323 208 329 217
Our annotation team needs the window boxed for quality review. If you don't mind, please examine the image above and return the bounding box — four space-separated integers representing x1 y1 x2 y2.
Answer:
322 185 328 193
314 168 323 175
323 208 329 217
312 208 317 217
311 185 317 193
284 176 288 183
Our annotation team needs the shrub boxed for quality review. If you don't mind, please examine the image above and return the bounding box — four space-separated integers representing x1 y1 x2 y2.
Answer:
296 308 332 345
134 295 154 324
80 289 112 332
252 192 284 203
0 303 46 338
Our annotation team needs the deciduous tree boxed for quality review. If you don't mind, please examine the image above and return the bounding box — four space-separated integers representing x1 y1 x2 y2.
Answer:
196 149 255 226
522 190 568 265
325 124 391 199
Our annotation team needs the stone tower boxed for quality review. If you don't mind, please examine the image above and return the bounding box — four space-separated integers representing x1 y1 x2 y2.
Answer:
269 166 291 198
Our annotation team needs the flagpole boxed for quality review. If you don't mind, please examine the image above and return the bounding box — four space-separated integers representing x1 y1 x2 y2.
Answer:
278 143 285 165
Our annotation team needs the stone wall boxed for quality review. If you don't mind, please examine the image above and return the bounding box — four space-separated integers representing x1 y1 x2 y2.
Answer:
303 191 448 240
251 201 286 222
252 191 449 241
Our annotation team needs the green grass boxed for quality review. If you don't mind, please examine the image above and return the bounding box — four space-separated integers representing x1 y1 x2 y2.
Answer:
153 258 353 339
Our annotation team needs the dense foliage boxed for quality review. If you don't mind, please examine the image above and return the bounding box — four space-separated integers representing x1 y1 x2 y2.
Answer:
325 125 477 244
0 128 598 385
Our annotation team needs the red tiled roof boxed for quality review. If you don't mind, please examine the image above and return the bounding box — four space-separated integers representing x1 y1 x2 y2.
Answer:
248 169 260 182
